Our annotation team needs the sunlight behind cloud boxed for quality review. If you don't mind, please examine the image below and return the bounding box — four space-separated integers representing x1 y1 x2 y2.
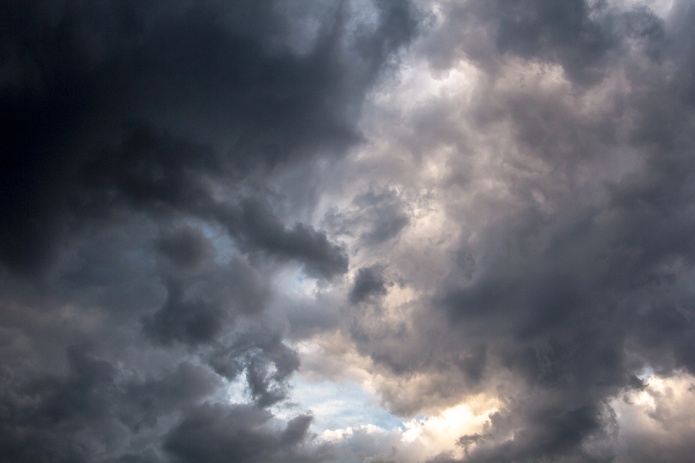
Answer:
612 371 695 462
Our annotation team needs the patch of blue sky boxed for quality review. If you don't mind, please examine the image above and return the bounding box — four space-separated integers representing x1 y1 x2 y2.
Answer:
281 375 404 433
272 264 319 297
225 375 251 404
638 366 655 380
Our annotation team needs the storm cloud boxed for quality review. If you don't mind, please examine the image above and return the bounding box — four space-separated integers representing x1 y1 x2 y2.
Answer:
2 0 695 462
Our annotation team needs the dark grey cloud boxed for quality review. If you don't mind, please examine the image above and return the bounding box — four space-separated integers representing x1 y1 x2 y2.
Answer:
425 0 668 85
156 226 212 269
0 0 418 462
163 404 322 463
0 348 221 463
0 0 417 276
483 0 618 84
143 280 227 346
431 400 615 463
206 330 300 407
350 265 388 304
212 197 349 279
0 244 316 463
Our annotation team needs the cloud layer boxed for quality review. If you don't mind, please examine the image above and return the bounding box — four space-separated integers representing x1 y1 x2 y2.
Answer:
2 1 695 462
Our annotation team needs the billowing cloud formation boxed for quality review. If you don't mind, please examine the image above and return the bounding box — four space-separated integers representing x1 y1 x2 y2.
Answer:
2 0 695 462
0 0 417 461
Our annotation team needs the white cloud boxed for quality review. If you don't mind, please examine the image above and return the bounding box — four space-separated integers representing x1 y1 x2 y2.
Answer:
612 371 695 463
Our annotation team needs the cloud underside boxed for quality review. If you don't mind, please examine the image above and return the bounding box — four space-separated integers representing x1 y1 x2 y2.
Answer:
1 1 695 462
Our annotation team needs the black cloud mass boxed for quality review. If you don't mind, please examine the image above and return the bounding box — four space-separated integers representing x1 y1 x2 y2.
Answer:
2 1 695 462
0 1 416 461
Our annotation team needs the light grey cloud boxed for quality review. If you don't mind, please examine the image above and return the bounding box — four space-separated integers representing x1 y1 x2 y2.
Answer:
318 1 695 461
326 187 410 247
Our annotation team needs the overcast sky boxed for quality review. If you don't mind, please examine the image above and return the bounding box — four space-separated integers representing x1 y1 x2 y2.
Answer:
2 1 695 462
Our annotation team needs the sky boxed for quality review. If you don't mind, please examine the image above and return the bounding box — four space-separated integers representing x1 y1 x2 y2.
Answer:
1 0 695 462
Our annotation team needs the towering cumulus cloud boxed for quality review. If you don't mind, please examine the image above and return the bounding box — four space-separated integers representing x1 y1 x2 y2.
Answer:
1 1 694 462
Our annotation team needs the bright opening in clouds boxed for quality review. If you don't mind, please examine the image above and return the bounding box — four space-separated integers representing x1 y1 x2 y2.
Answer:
2 1 695 462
